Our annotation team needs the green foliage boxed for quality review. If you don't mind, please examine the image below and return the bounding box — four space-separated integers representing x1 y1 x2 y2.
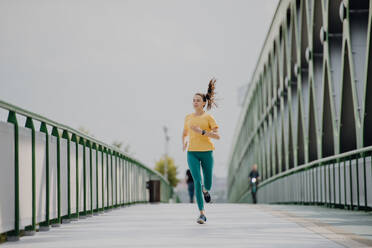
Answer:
112 140 134 155
112 141 123 149
78 126 94 137
154 156 179 187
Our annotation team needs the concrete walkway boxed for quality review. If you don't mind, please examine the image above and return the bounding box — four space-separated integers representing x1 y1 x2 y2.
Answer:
2 204 372 248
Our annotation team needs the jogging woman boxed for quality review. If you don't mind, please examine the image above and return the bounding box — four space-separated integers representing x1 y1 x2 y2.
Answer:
182 78 220 224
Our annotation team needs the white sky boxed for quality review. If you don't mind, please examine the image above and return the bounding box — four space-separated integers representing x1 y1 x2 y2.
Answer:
0 0 278 178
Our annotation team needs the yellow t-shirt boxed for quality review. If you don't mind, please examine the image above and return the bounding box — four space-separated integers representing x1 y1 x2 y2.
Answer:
184 113 219 151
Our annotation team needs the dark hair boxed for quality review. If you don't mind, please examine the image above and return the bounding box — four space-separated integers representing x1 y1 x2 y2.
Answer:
196 78 217 110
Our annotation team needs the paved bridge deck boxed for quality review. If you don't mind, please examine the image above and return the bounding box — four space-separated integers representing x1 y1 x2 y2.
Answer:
3 204 372 248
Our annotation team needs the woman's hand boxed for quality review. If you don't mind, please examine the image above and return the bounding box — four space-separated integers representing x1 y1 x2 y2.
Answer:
190 125 202 134
209 127 220 140
183 141 188 152
182 128 188 152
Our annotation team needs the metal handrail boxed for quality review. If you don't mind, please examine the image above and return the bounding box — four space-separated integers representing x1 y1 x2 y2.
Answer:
258 146 372 188
233 145 372 202
0 99 174 239
0 99 169 186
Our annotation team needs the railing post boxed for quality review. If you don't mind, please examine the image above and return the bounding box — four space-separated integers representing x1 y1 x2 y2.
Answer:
105 148 109 210
24 117 36 235
363 153 367 209
332 161 336 207
79 137 87 217
115 152 118 207
125 157 127 205
86 140 93 215
62 130 71 222
356 154 360 210
7 111 20 241
338 159 342 206
120 155 123 206
39 122 50 231
71 134 79 219
312 164 316 204
320 162 324 205
123 156 126 206
129 159 131 204
51 126 61 226
349 159 353 210
130 160 132 204
101 146 105 211
343 160 347 209
93 143 99 215
110 150 113 208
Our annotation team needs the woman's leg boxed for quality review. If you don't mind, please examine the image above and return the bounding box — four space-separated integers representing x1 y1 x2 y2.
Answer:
200 151 214 191
187 152 204 211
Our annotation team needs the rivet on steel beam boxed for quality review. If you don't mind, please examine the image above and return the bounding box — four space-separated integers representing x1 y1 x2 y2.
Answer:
285 76 290 88
294 63 300 78
320 26 327 45
339 1 347 22
305 47 312 62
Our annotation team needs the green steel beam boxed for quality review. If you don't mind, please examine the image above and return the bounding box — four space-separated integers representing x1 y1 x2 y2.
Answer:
228 0 372 210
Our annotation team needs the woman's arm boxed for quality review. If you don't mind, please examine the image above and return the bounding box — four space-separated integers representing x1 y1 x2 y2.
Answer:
190 126 220 140
206 127 220 140
182 129 188 151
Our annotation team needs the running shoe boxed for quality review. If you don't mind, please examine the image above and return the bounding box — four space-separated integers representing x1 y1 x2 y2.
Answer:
203 191 211 203
197 214 207 224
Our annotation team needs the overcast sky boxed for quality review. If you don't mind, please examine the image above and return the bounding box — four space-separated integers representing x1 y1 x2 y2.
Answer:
0 0 278 178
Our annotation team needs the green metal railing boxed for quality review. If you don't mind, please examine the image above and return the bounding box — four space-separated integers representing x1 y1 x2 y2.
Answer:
0 99 173 240
235 146 372 210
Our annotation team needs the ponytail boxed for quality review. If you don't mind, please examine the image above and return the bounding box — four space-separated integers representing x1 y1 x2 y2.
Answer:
195 78 218 111
205 78 217 110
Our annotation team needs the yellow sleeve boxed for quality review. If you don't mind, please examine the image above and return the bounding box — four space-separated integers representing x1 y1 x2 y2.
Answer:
208 115 218 130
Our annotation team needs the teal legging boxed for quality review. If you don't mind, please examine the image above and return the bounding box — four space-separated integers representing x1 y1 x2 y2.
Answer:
187 151 214 211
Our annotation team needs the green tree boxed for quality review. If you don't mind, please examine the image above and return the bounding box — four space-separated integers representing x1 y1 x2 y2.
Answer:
112 140 134 156
154 156 179 187
112 141 123 149
77 126 95 137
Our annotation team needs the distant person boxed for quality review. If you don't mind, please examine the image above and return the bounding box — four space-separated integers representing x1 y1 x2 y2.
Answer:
182 78 220 224
186 169 194 203
248 164 260 204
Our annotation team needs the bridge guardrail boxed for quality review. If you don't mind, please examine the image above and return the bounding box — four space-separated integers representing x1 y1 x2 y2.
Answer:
0 99 173 240
235 146 372 210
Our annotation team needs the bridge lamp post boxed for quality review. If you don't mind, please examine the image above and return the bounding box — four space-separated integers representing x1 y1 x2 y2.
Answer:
163 126 170 181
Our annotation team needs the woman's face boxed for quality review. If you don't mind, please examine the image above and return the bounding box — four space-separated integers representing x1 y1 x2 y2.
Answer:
193 94 205 110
